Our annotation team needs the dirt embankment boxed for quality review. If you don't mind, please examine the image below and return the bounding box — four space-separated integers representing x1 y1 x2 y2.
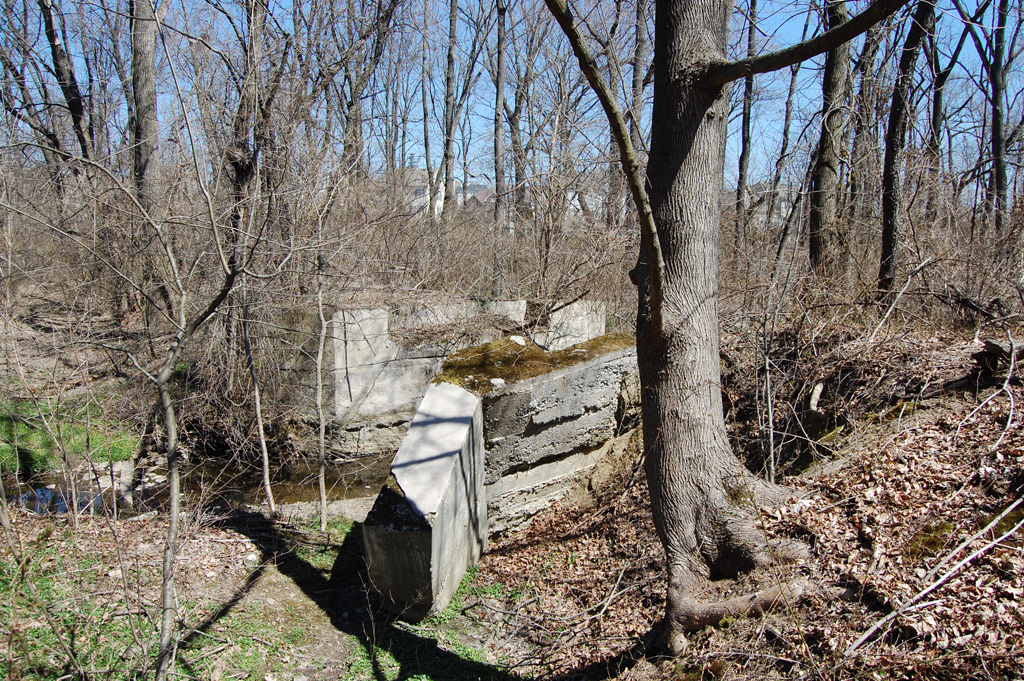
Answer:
468 335 1024 680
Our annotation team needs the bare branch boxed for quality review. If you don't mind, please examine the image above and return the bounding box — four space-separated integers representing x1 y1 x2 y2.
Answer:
544 0 664 338
705 0 911 86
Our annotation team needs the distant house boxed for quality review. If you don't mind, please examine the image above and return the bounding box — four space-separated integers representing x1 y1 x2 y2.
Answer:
727 181 800 233
464 188 495 210
402 170 496 217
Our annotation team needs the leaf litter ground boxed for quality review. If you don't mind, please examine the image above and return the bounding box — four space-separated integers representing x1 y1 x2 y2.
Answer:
2 334 1023 680
470 335 1024 680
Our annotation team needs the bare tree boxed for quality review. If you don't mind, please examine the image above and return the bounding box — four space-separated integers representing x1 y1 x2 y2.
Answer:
492 0 508 293
37 0 92 160
505 5 550 222
923 19 971 227
439 0 490 218
846 23 884 231
131 0 161 226
879 0 936 295
955 0 1021 240
734 0 757 256
808 0 852 277
547 0 909 653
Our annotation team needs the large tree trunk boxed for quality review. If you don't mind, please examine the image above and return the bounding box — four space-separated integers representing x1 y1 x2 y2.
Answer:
990 0 1009 238
846 25 883 231
643 0 795 653
440 0 459 218
494 0 507 234
629 0 647 153
421 0 439 224
131 0 159 221
808 0 850 276
37 0 92 160
878 0 935 295
124 0 166 325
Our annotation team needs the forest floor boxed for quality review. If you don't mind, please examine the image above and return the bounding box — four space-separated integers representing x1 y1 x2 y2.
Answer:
2 330 1024 680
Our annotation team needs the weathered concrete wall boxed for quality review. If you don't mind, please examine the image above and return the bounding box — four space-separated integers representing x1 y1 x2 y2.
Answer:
362 383 485 621
534 301 606 351
333 309 446 421
276 299 607 437
330 300 604 428
484 433 635 536
484 300 527 324
483 346 636 482
482 345 638 534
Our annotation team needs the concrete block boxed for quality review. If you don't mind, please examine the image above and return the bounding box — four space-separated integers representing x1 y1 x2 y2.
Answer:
333 309 445 420
272 309 338 420
482 347 636 484
363 383 485 621
485 300 527 324
334 415 413 458
333 309 396 415
543 301 606 351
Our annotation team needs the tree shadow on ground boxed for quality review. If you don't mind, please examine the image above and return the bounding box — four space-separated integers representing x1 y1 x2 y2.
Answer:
542 643 654 681
212 509 522 681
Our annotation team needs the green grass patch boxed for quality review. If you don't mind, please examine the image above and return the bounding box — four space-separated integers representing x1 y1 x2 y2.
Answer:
290 517 354 572
422 567 478 627
342 644 401 681
0 524 155 680
180 597 316 681
339 629 493 681
0 397 138 476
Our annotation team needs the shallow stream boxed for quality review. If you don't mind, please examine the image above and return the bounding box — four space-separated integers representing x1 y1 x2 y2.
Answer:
3 454 393 515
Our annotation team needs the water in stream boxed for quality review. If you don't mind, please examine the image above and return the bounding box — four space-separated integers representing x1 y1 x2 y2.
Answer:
8 486 104 514
3 453 394 515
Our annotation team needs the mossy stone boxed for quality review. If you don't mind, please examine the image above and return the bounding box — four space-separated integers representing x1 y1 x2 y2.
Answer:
436 333 634 395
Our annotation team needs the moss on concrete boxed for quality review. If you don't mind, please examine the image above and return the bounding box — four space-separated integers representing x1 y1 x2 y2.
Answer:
435 333 634 395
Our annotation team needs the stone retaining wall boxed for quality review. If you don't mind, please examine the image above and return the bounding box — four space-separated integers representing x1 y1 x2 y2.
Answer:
276 300 610 459
365 337 639 618
482 346 638 534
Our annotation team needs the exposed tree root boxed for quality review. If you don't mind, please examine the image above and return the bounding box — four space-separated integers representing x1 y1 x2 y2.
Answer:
663 579 810 655
677 579 808 632
657 490 813 657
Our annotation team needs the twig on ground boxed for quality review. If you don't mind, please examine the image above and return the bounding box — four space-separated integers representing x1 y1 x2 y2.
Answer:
924 495 1023 582
845 512 1024 657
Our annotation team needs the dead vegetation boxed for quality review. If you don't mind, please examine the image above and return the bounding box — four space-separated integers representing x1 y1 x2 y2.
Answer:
466 332 1024 680
438 333 635 394
3 327 1023 680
